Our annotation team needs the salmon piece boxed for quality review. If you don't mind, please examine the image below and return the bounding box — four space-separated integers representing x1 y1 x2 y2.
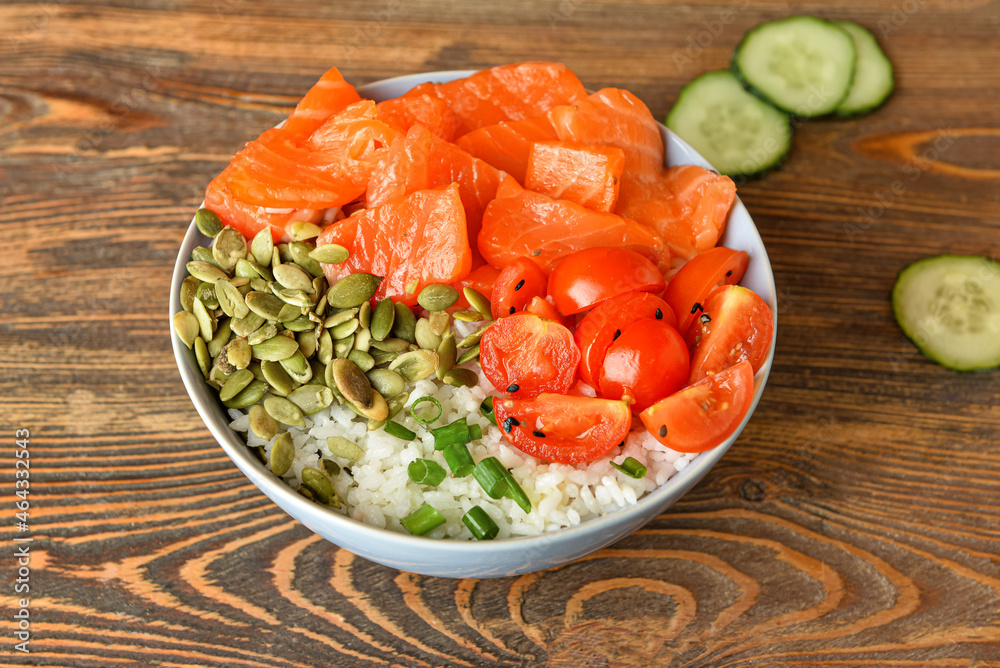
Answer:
316 184 472 306
616 165 736 260
367 124 500 267
376 93 459 142
281 67 362 140
407 62 587 135
479 176 669 271
455 116 558 184
548 88 664 179
203 172 325 242
525 141 625 212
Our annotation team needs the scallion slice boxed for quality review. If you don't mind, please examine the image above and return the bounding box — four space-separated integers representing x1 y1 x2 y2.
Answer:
443 442 475 477
469 423 483 440
462 506 499 540
479 396 497 426
431 417 470 450
504 475 532 513
610 456 648 479
410 396 443 425
384 420 416 441
407 459 446 486
472 457 509 499
400 503 446 536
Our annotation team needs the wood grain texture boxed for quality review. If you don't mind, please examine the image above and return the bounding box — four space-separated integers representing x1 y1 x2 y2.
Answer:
2 0 1000 665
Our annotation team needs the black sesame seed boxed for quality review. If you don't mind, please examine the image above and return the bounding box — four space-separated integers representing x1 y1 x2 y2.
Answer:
726 270 733 277
507 383 519 393
700 314 711 323
344 467 353 476
613 329 621 341
658 425 667 438
508 417 520 426
514 279 525 291
618 441 625 448
690 302 703 314
532 430 546 438
655 308 663 320
509 306 516 315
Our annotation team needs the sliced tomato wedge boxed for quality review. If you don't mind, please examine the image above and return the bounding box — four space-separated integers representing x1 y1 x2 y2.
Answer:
665 247 748 336
640 360 754 453
547 247 665 316
524 295 565 323
574 291 675 388
490 256 548 318
494 393 631 463
598 319 689 412
480 313 580 399
687 285 773 383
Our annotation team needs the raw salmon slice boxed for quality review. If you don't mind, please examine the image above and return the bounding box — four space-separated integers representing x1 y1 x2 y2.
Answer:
548 88 664 179
456 116 558 184
376 93 459 142
203 174 325 242
616 165 736 261
316 184 472 306
525 141 625 212
280 67 362 140
479 176 670 271
407 62 587 135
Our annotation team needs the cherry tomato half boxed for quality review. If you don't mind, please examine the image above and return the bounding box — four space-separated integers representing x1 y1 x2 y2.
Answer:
491 257 548 318
574 291 676 388
687 285 773 383
524 295 565 324
640 359 754 453
665 246 748 336
480 313 580 399
495 393 632 464
598 319 689 412
547 247 666 316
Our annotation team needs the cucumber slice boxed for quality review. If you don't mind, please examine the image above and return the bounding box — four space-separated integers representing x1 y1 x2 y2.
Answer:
892 255 1000 371
666 70 792 179
833 20 894 117
732 15 856 117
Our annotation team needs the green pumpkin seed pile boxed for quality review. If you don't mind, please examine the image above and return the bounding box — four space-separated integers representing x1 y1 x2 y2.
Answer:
176 209 494 508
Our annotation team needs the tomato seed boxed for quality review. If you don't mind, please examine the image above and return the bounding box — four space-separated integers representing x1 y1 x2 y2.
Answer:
514 280 525 291
613 329 621 340
507 383 519 393
655 308 663 320
509 306 515 315
532 430 545 438
690 302 703 314
658 425 667 437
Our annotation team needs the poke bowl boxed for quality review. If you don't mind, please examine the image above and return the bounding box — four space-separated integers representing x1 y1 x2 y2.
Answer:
170 67 777 578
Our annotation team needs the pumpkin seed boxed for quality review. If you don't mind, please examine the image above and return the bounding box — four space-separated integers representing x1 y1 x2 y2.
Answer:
388 349 439 383
306 359 327 386
273 263 314 292
225 338 252 370
387 391 409 419
180 276 201 312
219 368 254 401
250 228 273 266
252 335 299 361
173 311 200 348
418 283 459 311
297 485 314 501
312 276 328 297
358 300 372 329
315 294 329 319
287 241 322 277
222 379 267 409
452 309 484 323
273 287 315 309
194 336 211 378
348 350 375 372
366 368 405 398
328 273 382 308
392 302 417 343
324 309 358 329
330 318 359 340
279 350 313 384
245 291 285 321
212 226 247 271
269 432 295 476
288 384 334 415
272 246 283 269
414 318 442 350
458 322 491 349
195 282 220 310
235 257 273 282
191 246 221 267
248 404 278 440
247 323 278 346
370 298 395 341
463 286 493 320
443 368 479 388
456 344 480 365
288 220 322 241
331 358 374 409
209 364 232 384
334 334 355 359
283 314 314 332
309 243 350 264
230 312 263 338
353 326 371 353
301 467 339 506
370 337 410 353
277 303 302 323
428 310 450 337
187 260 228 283
192 297 216 340
247 361 265 381
215 279 249 318
297 330 318 359
322 459 341 476
207 319 233 357
436 332 457 380
317 330 334 365
367 418 386 431
369 349 400 366
249 277 269 293
261 360 295 396
264 396 306 427
327 436 363 462
195 208 224 238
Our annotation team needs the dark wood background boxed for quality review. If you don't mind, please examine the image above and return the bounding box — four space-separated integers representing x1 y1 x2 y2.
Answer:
3 0 1000 665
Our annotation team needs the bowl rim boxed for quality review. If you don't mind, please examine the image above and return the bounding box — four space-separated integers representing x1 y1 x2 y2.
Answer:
169 69 777 558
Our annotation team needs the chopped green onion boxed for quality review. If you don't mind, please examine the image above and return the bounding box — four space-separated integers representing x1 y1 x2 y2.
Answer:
462 506 499 540
479 396 497 426
407 459 446 486
431 417 470 450
610 456 648 479
504 475 532 514
400 503 446 536
384 420 416 441
410 396 443 425
472 457 509 499
443 442 475 477
469 423 483 440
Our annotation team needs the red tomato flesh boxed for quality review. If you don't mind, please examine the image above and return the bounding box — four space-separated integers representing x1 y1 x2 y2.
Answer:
495 393 631 464
491 256 548 318
598 319 689 412
640 360 755 453
573 291 675 388
687 285 773 383
524 295 564 323
547 246 665 316
480 313 580 399
665 246 748 336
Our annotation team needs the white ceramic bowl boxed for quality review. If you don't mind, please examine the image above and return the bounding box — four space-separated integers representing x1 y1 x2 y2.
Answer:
170 70 777 578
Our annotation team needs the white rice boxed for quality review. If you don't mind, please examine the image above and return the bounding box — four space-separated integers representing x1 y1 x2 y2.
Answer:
228 368 695 540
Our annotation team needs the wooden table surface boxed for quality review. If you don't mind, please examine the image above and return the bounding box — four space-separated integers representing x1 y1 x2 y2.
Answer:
4 0 1000 665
